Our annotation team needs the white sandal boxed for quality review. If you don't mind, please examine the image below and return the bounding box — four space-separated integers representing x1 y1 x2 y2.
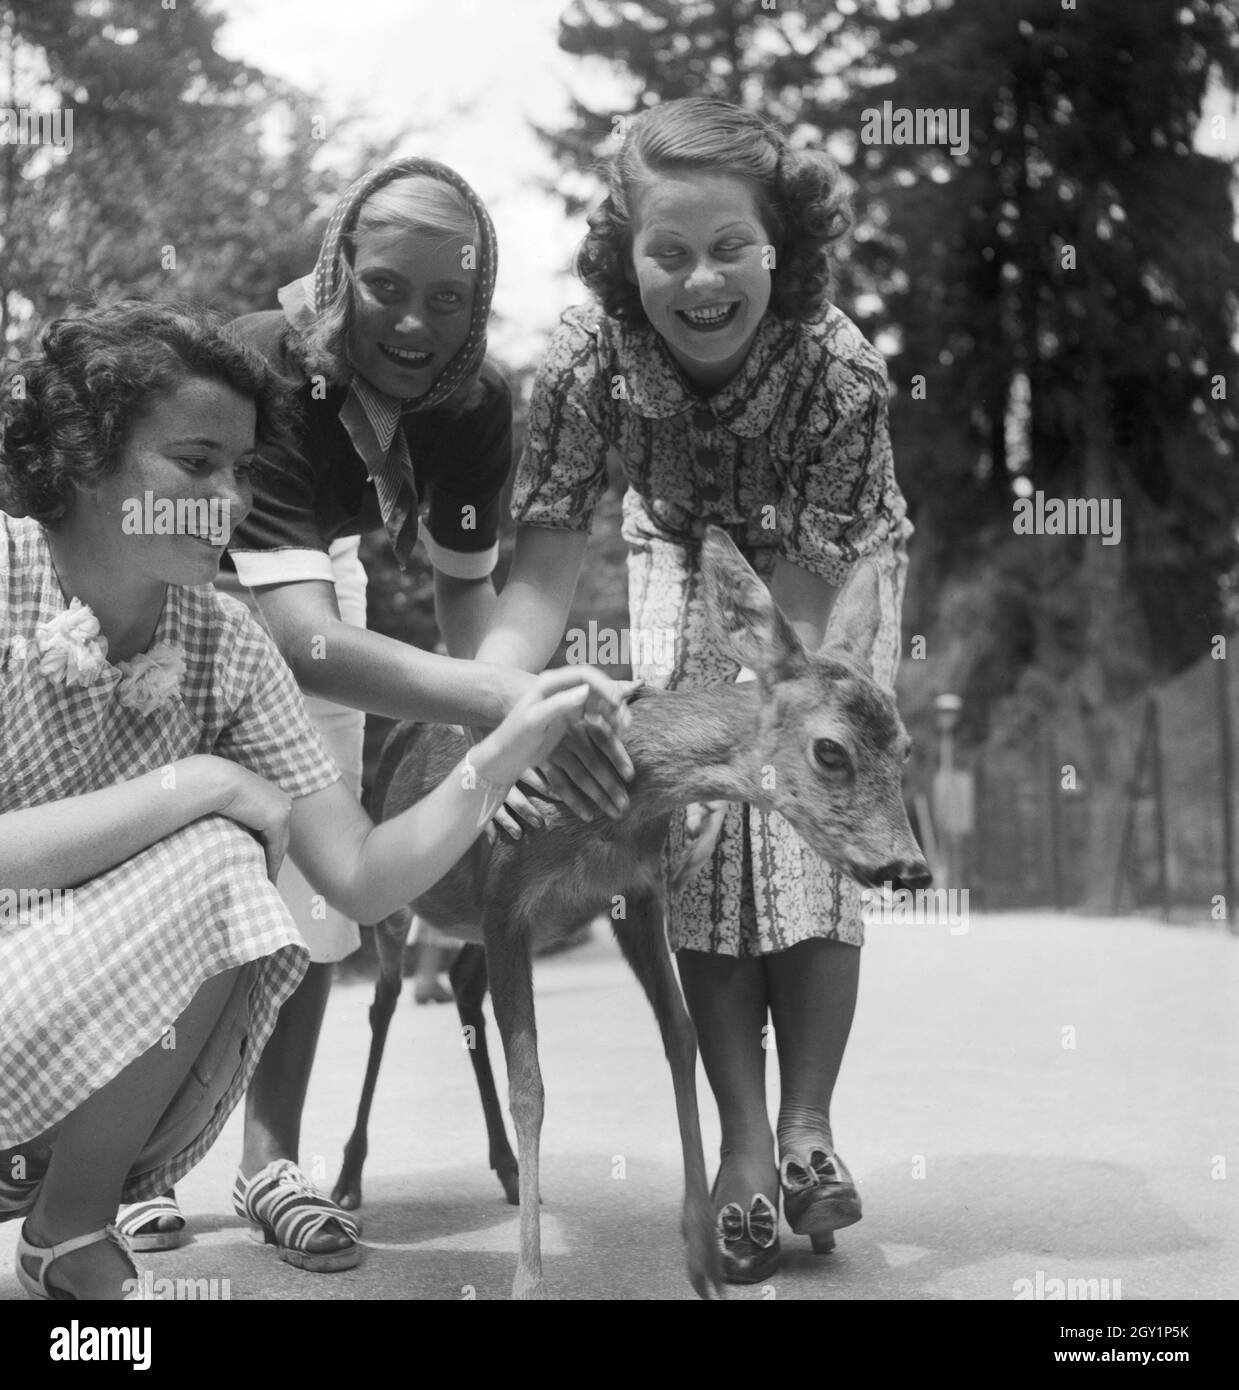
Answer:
15 1221 141 1300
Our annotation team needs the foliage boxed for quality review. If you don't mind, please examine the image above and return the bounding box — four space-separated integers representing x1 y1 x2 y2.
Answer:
0 0 349 348
546 0 1238 710
541 0 1239 903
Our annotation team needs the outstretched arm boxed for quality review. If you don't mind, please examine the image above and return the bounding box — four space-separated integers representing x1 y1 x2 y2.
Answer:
250 576 531 727
286 664 631 922
471 525 589 672
471 525 634 823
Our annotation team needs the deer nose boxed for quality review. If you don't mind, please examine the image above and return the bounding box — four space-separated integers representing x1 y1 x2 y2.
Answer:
878 860 933 892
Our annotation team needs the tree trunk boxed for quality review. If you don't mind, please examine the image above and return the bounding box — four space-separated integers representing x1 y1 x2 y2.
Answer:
1075 351 1131 910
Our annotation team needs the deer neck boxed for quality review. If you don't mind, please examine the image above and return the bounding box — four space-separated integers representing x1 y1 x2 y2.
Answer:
623 684 763 815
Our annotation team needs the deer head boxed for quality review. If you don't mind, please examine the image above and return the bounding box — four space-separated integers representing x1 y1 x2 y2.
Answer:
701 526 930 891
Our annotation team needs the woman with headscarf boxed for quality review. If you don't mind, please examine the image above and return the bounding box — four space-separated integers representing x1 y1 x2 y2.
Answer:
115 158 632 1271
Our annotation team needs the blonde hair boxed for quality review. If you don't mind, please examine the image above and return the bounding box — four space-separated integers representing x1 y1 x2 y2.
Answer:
298 176 482 404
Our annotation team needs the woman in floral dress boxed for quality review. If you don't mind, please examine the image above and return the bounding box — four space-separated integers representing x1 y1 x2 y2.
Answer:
473 99 912 1280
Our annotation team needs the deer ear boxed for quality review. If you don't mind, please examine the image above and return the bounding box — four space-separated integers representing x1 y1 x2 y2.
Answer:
824 560 880 669
701 527 805 677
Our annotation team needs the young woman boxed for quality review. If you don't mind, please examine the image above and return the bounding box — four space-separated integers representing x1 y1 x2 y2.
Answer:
113 158 632 1270
0 300 627 1300
470 99 913 1281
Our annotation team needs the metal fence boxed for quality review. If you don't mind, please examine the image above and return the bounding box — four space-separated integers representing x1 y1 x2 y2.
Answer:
923 653 1237 926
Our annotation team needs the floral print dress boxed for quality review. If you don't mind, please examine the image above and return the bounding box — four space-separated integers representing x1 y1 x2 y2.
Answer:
513 303 912 955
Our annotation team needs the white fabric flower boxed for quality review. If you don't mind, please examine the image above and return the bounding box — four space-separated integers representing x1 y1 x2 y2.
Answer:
117 641 187 716
34 598 110 688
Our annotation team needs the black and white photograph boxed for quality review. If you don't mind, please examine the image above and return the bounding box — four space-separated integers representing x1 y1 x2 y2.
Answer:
0 0 1235 1352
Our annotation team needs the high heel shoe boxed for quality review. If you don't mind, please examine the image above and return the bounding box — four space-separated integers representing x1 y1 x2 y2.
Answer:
712 1178 781 1284
15 1221 138 1300
780 1147 862 1252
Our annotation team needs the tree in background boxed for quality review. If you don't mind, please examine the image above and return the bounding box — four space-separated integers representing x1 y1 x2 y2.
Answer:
821 0 1239 896
542 0 1239 903
0 0 338 348
1 0 432 795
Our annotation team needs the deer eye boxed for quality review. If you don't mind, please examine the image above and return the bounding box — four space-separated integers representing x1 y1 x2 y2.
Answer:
812 739 852 776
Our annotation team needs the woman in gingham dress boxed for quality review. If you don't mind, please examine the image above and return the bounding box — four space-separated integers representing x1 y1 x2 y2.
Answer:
474 99 912 1282
0 301 626 1300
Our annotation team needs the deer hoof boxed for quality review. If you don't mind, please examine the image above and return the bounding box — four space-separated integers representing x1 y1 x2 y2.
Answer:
332 1179 362 1211
684 1203 726 1300
689 1260 727 1301
498 1170 520 1205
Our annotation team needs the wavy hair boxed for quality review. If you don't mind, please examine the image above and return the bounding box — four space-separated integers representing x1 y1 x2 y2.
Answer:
0 299 296 524
577 97 851 325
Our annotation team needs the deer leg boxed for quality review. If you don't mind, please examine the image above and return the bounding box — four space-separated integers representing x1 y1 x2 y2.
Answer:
612 893 724 1301
482 914 546 1300
332 913 408 1212
450 943 519 1205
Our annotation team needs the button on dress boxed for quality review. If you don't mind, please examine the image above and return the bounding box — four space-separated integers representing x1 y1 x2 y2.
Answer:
513 304 913 955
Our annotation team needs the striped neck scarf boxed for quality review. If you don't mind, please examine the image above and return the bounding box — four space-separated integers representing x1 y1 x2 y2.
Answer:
277 156 498 566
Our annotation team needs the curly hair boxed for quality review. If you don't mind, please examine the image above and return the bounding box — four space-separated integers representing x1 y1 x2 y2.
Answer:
577 97 852 326
0 299 296 525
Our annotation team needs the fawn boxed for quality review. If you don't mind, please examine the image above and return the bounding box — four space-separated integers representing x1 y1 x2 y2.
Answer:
333 527 929 1300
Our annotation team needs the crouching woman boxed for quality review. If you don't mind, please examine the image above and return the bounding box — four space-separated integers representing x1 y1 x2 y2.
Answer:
0 301 625 1300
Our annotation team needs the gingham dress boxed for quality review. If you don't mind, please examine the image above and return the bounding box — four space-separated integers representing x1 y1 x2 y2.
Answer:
513 303 912 956
0 514 341 1198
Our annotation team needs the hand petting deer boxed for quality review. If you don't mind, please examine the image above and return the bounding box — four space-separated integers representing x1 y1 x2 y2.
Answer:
335 527 929 1300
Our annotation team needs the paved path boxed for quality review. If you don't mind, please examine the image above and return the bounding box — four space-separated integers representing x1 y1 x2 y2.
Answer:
3 912 1236 1301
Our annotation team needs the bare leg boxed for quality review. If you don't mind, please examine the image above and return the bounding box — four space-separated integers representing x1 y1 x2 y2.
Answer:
766 939 859 1158
241 961 349 1253
675 949 777 1209
22 966 241 1299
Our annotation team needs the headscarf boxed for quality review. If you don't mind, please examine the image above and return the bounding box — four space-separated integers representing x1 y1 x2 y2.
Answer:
276 156 499 565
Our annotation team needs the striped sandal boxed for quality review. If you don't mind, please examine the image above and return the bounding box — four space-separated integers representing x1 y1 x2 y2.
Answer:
232 1160 361 1273
116 1190 187 1251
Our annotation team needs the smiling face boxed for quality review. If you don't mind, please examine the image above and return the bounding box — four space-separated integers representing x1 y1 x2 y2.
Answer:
346 226 477 399
84 375 257 586
629 171 774 392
